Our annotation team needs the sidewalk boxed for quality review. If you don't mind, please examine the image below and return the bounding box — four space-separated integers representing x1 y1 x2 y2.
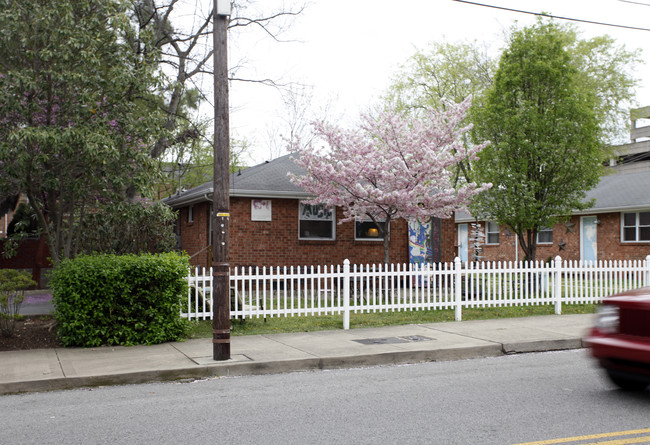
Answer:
0 313 596 395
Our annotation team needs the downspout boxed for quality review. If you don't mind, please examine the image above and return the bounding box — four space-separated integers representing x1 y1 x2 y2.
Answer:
204 193 213 266
515 233 518 263
176 211 181 250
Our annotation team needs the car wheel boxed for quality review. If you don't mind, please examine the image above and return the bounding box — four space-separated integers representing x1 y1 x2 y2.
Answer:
606 370 649 391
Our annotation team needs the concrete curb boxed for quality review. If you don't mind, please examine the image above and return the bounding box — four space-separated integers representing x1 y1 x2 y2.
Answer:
502 338 586 354
0 341 585 395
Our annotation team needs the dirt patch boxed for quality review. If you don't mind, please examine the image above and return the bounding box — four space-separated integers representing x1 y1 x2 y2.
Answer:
0 317 61 351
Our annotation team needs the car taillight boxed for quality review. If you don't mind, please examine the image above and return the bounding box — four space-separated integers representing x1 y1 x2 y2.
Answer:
595 305 620 334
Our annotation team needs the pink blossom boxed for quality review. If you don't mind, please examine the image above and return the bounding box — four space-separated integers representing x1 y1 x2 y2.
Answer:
289 97 492 226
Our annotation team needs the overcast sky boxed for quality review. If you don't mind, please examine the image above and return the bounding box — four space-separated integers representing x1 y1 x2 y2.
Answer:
187 0 650 165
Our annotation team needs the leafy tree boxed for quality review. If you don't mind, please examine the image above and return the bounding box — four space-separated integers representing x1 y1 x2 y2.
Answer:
75 200 177 256
387 26 640 148
156 133 251 200
470 20 604 262
6 203 39 238
0 0 166 264
290 98 490 264
565 32 642 143
386 41 496 116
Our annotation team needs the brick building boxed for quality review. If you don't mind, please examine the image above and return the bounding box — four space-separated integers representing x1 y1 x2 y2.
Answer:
0 195 51 287
164 154 457 269
455 107 650 263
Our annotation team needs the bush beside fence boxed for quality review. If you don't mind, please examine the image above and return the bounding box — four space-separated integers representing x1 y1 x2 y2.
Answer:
183 255 650 329
52 253 190 346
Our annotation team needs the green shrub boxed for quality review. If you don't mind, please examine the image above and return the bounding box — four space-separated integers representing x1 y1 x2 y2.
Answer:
50 252 190 347
0 269 37 337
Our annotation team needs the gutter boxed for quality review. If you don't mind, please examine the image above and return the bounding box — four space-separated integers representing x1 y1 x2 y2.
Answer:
455 204 650 224
163 187 314 209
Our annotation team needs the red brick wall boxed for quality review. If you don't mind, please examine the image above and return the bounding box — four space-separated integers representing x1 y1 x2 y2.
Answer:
177 203 212 268
440 218 456 262
594 212 650 261
177 198 459 269
457 213 650 263
0 237 51 287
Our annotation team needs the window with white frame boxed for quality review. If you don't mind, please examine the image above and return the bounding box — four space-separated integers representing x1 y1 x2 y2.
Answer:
537 226 553 244
355 218 387 240
486 221 499 245
187 205 194 223
299 203 335 240
622 211 650 242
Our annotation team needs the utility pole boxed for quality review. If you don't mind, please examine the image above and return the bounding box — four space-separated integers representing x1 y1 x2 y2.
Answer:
212 0 231 361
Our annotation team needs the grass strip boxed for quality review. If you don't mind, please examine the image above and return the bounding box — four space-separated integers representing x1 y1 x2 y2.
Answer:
187 303 598 338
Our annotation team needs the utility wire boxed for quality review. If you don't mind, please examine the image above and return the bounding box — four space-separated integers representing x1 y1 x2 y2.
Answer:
619 0 650 6
453 0 650 31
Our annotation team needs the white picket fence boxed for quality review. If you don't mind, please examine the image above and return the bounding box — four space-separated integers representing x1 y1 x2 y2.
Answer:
183 255 650 328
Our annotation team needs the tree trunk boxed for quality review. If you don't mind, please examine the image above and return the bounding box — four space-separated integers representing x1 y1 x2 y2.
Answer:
517 228 537 262
382 215 392 264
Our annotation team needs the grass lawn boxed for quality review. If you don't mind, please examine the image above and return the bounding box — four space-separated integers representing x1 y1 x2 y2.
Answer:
186 303 598 338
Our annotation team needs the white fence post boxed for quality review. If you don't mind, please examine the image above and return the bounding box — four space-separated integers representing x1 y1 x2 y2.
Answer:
645 255 650 287
454 257 462 321
554 255 562 315
343 259 350 330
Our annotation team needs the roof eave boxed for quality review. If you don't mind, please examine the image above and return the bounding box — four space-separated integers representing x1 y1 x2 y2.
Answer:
230 189 313 199
163 187 314 208
454 204 650 224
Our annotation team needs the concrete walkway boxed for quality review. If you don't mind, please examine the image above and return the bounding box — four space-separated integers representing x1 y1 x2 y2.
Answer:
0 313 596 395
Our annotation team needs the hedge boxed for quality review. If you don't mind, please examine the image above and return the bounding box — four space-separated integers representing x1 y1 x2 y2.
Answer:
50 252 190 347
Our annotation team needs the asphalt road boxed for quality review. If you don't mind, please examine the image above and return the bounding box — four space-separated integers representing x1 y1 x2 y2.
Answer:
1 350 648 445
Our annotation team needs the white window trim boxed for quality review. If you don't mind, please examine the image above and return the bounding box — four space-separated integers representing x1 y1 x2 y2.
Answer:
621 211 650 243
355 218 388 241
298 202 336 240
188 205 194 223
485 221 500 245
536 227 553 245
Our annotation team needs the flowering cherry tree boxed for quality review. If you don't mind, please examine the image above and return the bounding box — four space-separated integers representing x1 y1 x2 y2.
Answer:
290 97 490 264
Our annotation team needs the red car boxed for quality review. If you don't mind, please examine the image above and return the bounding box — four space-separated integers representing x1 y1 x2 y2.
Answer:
586 287 650 391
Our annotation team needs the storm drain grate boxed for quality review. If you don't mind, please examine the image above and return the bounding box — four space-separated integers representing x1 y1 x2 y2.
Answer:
400 335 433 342
353 335 434 345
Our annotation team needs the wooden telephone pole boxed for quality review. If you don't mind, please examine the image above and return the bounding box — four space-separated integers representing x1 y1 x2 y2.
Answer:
212 0 231 361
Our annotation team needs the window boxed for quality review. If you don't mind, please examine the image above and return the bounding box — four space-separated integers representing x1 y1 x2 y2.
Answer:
537 227 553 244
622 211 650 242
355 219 387 241
486 221 499 245
187 205 194 223
299 203 335 240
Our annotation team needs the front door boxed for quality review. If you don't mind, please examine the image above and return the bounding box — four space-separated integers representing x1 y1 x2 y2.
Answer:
581 216 598 263
458 223 468 263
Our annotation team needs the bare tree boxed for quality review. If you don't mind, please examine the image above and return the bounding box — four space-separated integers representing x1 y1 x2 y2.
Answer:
265 83 335 160
129 0 307 160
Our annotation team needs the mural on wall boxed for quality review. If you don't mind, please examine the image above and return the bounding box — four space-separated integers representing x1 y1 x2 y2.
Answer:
409 218 441 287
408 218 441 265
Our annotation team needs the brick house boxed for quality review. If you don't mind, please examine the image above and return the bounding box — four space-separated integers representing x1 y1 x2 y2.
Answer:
455 108 650 263
0 194 51 287
163 154 458 269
